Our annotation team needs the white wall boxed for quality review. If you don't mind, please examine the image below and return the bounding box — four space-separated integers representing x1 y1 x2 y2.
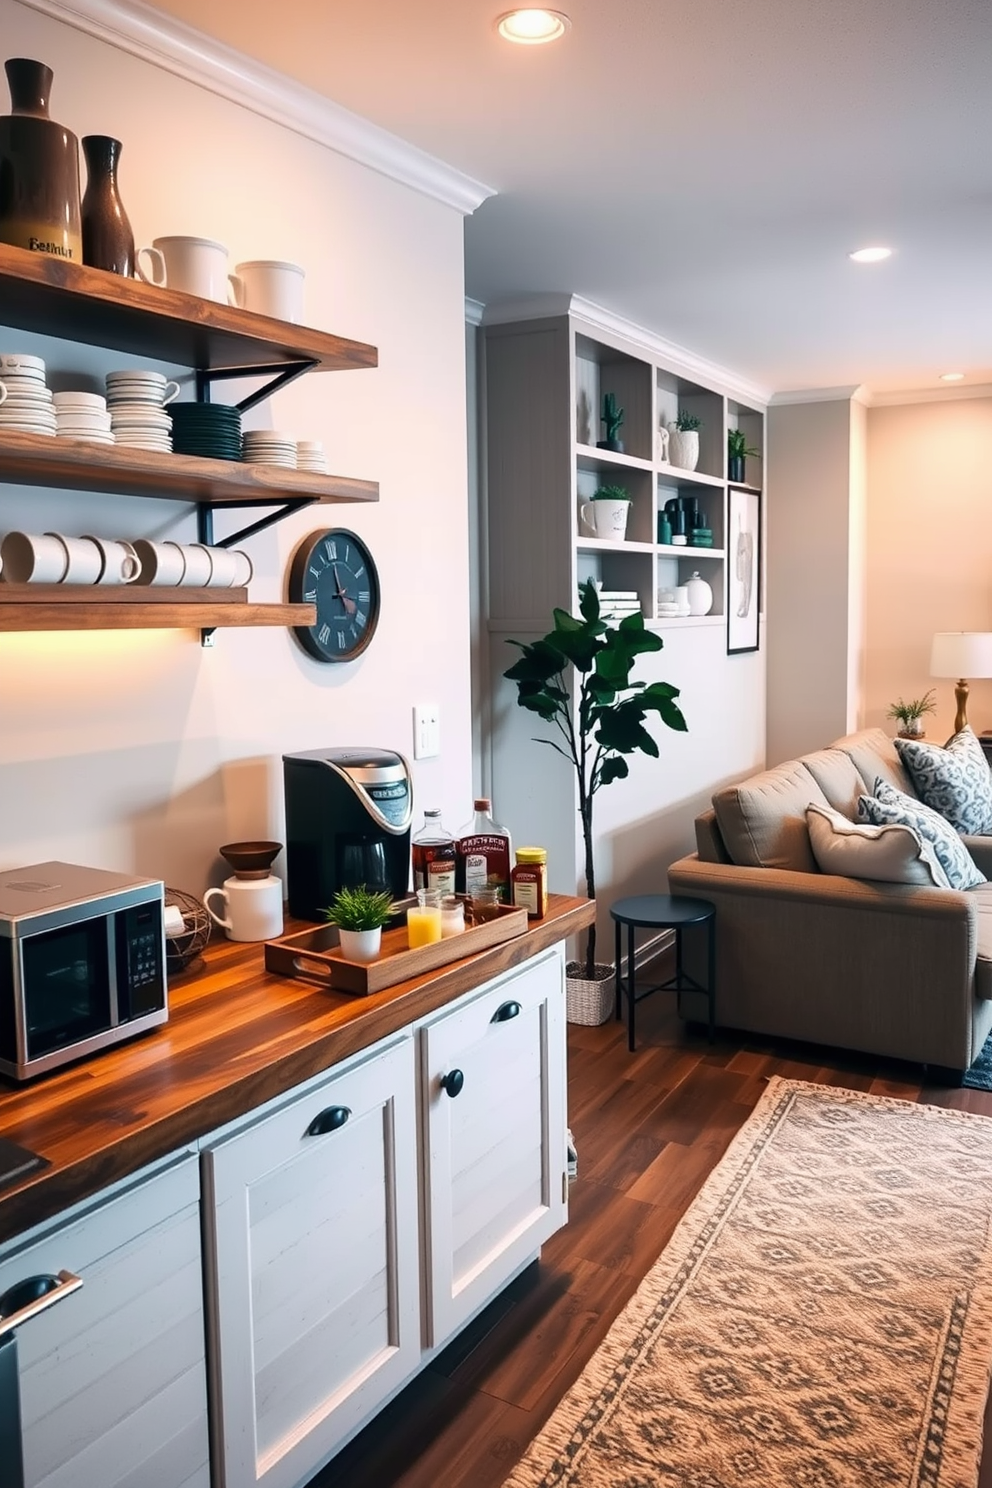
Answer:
0 1 473 896
865 396 992 740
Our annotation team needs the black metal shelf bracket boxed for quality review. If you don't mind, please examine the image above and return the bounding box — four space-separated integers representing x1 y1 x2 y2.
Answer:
194 359 319 413
197 496 318 646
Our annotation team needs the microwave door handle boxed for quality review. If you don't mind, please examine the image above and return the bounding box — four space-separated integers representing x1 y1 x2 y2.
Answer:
0 1271 83 1340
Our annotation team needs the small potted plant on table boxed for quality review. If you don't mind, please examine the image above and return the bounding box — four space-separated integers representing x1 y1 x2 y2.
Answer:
886 690 937 739
323 885 395 962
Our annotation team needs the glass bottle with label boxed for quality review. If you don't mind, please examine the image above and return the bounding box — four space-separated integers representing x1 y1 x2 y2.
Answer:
455 797 512 902
412 808 457 896
511 847 548 918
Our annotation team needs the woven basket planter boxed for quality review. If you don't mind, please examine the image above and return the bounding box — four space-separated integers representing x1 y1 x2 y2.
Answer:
565 961 615 1026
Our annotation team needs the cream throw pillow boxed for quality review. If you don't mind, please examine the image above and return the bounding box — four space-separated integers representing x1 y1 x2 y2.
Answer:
806 802 951 887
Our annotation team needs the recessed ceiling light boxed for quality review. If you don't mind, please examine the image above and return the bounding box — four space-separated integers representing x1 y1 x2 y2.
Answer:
940 371 965 382
848 246 892 264
496 9 570 43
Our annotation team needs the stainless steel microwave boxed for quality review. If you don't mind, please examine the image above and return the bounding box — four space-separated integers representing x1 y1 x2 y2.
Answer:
0 861 167 1081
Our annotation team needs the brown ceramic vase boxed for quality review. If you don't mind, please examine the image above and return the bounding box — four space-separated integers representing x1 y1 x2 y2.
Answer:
81 134 134 275
0 58 82 262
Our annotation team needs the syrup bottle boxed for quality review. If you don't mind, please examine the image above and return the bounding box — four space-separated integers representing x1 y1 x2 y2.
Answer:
455 797 512 902
412 808 456 896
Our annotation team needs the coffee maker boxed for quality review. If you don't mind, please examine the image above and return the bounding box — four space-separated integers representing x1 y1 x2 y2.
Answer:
283 747 413 921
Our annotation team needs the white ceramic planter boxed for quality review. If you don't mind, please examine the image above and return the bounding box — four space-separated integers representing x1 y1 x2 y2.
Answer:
685 571 714 616
338 926 382 962
667 427 700 472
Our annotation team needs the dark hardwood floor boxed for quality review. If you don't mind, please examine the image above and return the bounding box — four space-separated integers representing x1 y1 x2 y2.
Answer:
316 965 992 1488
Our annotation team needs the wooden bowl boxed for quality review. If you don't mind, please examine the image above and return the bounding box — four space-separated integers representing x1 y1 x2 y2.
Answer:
219 840 282 877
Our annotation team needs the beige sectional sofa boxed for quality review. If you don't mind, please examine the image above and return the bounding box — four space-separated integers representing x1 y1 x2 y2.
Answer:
667 728 992 1079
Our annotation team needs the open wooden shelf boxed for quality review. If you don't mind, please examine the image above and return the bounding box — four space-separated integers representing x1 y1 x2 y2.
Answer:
0 242 377 374
0 429 378 506
0 584 316 633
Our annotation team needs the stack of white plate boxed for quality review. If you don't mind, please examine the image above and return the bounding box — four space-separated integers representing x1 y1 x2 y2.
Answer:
0 353 56 436
242 429 298 468
296 439 328 473
105 369 176 453
53 391 114 445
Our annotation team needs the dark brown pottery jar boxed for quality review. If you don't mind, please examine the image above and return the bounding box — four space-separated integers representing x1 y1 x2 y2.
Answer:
81 135 133 275
0 58 82 262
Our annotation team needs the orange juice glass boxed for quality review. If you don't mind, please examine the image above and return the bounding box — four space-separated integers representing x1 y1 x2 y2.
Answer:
408 889 442 947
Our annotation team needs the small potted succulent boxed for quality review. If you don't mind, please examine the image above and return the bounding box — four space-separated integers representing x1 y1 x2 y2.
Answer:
667 410 701 471
727 427 761 484
886 690 937 739
597 392 625 453
323 884 395 962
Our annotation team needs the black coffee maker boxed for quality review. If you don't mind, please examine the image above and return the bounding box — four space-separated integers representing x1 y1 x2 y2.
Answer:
283 747 413 921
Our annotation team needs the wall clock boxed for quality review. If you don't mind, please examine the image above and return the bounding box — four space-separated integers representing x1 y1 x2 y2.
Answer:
288 527 381 663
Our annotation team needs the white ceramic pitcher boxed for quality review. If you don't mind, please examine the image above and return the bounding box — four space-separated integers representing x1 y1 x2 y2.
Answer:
204 874 284 942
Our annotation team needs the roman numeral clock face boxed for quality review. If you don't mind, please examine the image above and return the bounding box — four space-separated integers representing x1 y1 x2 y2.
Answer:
288 528 381 663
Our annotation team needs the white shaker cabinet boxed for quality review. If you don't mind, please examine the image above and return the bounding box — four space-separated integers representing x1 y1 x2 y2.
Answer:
420 947 567 1346
0 1151 209 1488
201 1036 421 1488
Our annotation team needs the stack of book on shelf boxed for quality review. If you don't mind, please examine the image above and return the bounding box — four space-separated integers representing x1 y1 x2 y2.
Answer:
584 588 642 620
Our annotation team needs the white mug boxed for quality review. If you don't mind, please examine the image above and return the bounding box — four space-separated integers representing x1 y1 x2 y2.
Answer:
580 496 631 540
204 874 284 942
83 536 140 585
229 260 305 323
132 539 186 586
45 532 103 584
176 543 213 587
1 530 67 583
136 236 235 303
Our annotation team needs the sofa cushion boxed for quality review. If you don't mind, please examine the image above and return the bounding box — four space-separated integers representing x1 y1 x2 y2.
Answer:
806 802 950 887
894 727 992 836
830 727 917 797
857 779 986 890
973 884 992 1002
800 749 868 817
712 760 829 872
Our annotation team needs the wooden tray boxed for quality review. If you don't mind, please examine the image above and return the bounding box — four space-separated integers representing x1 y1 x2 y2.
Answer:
264 902 528 995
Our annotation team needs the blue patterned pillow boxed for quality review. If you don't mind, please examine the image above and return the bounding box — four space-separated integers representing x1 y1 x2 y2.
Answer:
894 727 992 835
857 779 986 890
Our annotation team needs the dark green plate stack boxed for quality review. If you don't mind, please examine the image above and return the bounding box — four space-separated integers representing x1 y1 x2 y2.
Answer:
169 402 242 461
690 526 714 547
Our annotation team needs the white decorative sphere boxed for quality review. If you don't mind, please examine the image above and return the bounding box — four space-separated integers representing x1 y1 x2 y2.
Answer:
685 571 713 616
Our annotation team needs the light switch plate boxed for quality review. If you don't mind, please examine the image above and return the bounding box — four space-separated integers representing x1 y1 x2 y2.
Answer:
413 703 440 759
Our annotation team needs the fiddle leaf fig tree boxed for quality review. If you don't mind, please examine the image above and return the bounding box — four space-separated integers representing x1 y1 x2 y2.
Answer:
504 579 687 978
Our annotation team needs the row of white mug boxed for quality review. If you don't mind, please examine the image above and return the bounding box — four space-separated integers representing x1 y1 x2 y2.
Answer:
0 531 253 588
137 238 304 320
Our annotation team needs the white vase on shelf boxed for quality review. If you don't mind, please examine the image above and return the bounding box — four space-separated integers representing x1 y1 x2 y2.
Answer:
667 426 700 472
685 571 713 616
674 585 692 617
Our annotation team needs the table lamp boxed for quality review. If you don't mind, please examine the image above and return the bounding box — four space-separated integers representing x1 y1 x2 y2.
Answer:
929 632 992 734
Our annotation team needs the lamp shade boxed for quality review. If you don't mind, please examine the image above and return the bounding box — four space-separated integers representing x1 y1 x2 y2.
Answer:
930 632 992 679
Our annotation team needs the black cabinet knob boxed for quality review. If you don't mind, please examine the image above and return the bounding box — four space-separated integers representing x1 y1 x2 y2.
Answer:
306 1105 352 1136
440 1069 464 1098
491 1001 521 1023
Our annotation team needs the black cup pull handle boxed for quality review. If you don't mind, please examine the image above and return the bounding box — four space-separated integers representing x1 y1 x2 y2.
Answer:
440 1069 464 1098
491 1001 521 1024
306 1105 352 1137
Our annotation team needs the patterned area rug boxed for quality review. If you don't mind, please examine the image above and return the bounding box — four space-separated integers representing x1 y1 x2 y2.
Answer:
504 1078 992 1488
964 1032 992 1091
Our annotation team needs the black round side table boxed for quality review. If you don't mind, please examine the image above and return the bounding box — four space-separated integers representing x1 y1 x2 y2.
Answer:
610 894 716 1052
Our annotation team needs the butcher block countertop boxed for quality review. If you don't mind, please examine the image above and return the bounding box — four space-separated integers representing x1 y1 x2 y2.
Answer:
0 894 594 1245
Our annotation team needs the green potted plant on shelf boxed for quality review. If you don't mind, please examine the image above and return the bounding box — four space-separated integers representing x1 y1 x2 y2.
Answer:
886 689 937 740
597 392 625 453
323 884 396 963
727 427 761 484
504 579 687 1023
581 482 632 540
667 410 702 472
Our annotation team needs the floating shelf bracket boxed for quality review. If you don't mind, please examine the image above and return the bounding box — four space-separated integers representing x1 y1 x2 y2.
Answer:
197 495 315 646
194 358 319 413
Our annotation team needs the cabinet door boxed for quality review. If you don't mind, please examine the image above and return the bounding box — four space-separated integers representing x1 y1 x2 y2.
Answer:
421 947 567 1346
202 1037 420 1488
0 1153 209 1488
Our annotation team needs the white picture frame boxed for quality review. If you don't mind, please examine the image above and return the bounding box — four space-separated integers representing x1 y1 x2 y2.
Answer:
727 485 761 654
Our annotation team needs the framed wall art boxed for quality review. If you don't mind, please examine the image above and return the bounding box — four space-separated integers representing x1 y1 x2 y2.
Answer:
727 486 761 654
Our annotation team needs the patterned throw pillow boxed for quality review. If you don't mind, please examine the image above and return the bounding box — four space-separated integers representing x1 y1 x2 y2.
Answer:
894 727 992 835
857 779 986 890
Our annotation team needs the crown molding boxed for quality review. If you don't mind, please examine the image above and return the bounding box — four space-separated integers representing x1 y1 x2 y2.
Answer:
464 297 486 326
481 292 772 409
769 385 869 407
19 0 495 215
868 383 992 407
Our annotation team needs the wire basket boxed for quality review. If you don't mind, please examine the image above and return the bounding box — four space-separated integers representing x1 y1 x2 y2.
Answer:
164 887 211 975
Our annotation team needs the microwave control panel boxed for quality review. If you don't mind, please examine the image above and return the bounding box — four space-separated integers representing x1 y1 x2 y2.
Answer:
117 901 166 1020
